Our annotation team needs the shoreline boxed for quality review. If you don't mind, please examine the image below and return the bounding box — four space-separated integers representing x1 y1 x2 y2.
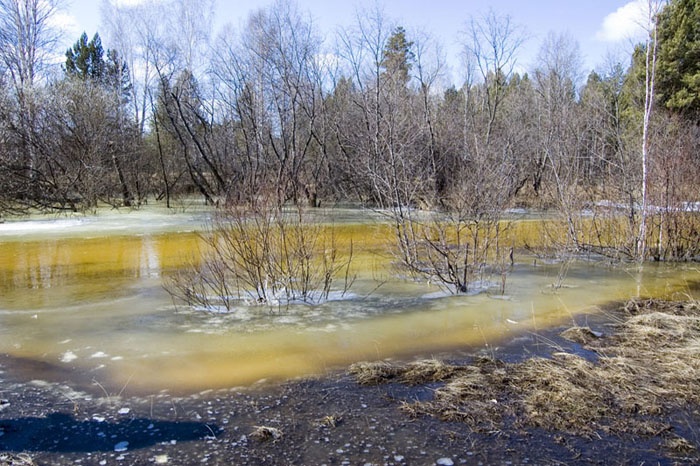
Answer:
1 298 699 465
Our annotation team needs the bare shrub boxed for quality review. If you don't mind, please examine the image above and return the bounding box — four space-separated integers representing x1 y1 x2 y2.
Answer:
165 201 353 311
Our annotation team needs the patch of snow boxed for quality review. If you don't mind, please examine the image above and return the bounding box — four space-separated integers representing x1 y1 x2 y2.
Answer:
92 415 105 422
117 408 130 415
90 351 108 359
436 459 454 466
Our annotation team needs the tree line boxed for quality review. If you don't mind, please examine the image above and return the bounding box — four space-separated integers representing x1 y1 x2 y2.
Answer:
0 0 698 265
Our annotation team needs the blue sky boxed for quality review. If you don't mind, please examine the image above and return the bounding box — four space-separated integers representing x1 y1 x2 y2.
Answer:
57 0 649 80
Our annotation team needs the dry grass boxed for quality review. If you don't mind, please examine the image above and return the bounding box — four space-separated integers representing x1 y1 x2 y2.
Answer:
348 361 402 385
560 326 601 344
349 359 466 386
250 425 283 442
400 359 465 385
0 454 36 466
354 299 700 445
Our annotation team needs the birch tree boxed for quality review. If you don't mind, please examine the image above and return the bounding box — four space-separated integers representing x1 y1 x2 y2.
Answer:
0 0 60 206
638 0 666 261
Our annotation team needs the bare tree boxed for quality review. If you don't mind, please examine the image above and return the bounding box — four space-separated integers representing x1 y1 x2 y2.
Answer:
638 0 666 261
0 0 61 206
462 9 526 145
0 0 59 91
211 0 325 206
531 32 587 253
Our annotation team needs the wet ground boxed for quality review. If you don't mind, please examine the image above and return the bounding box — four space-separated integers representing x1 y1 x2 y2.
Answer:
1 304 699 466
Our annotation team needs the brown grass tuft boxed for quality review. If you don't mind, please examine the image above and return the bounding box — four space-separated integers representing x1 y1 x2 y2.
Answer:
399 359 463 385
0 453 36 466
350 359 466 386
665 436 697 453
348 361 402 385
365 299 700 444
250 425 283 442
560 326 601 344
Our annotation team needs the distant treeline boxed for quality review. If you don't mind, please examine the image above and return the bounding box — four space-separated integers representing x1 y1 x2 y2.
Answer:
0 0 698 261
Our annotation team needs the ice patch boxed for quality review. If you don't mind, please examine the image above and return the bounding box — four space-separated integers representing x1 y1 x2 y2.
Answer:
306 323 338 333
0 219 85 235
114 441 129 452
61 351 78 363
90 351 109 359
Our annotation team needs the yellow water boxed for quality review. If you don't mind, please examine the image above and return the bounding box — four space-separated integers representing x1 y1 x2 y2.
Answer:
0 209 698 395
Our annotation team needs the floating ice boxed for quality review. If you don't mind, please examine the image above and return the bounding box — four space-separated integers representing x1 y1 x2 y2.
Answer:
0 219 85 235
114 441 129 452
61 351 78 363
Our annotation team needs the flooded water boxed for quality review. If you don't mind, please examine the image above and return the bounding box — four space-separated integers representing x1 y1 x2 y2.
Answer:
1 208 698 395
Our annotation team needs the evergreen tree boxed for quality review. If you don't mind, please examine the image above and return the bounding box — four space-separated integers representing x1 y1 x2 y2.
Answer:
65 32 105 80
381 26 414 85
656 0 700 121
65 32 132 104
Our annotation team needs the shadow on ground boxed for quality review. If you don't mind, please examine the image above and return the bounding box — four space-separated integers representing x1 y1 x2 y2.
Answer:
0 412 219 453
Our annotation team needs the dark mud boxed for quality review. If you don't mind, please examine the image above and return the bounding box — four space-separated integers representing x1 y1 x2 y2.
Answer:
1 302 699 465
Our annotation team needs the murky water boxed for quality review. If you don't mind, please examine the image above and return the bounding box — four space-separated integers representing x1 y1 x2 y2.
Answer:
1 208 698 395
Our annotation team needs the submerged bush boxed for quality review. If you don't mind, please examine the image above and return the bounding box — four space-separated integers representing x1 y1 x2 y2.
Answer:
165 202 354 311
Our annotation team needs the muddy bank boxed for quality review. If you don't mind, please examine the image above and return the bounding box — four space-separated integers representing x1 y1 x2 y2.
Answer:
2 299 700 465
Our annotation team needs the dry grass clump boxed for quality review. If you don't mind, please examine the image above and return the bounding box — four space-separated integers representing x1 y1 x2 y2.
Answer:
665 436 697 453
349 359 463 386
0 454 36 466
512 354 611 436
560 326 601 344
348 361 402 385
317 414 343 428
400 359 464 385
250 425 283 442
413 362 507 432
369 299 700 444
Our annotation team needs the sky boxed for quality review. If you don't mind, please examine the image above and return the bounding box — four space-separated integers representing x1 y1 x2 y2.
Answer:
57 0 650 83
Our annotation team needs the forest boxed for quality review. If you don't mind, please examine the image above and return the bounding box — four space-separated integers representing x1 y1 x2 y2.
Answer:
0 0 698 271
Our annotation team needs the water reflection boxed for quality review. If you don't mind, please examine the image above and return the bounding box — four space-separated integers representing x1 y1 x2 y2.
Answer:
0 211 698 395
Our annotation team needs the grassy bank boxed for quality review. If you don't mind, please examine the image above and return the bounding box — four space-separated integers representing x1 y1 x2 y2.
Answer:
350 298 700 463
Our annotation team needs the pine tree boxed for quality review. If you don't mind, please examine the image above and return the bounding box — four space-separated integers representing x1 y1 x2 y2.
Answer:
381 26 414 85
65 32 105 80
656 0 700 121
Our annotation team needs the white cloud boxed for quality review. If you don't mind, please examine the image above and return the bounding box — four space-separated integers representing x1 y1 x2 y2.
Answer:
49 11 81 38
595 0 648 42
110 0 148 6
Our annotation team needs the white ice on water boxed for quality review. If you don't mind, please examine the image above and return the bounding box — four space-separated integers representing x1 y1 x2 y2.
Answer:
0 209 210 238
